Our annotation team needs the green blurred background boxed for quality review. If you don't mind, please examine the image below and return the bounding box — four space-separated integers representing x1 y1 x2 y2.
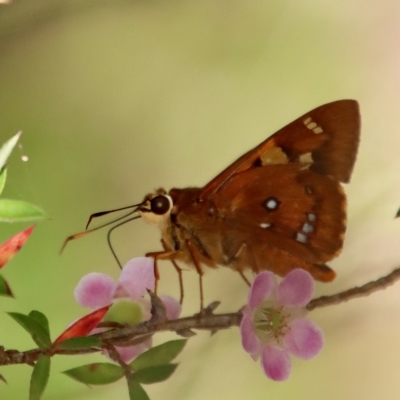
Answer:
1 0 400 399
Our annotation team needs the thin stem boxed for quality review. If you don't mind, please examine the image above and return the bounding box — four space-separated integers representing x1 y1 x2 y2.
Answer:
1 266 400 367
307 266 400 311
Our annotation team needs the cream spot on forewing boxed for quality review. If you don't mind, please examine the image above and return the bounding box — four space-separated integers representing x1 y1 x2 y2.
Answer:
307 122 317 130
296 232 308 243
303 117 323 134
260 147 289 165
299 152 313 163
260 222 271 229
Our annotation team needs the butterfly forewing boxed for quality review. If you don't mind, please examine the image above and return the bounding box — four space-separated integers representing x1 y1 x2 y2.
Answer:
200 100 360 200
272 100 360 182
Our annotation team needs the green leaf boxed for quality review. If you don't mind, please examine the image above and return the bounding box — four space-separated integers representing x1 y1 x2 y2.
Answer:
132 364 177 384
0 167 7 196
55 336 102 350
0 131 21 171
0 199 46 222
63 363 124 385
29 311 50 337
29 355 51 400
127 378 150 400
0 274 13 297
0 373 7 384
130 340 186 370
7 312 51 349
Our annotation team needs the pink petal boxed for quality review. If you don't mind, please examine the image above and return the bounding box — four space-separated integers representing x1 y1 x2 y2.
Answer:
248 271 276 310
104 338 152 364
159 295 181 320
74 273 116 308
117 257 155 299
240 314 261 357
277 269 314 307
261 344 291 381
284 318 324 360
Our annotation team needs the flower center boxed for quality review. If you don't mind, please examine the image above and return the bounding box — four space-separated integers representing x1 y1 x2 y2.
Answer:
253 301 289 343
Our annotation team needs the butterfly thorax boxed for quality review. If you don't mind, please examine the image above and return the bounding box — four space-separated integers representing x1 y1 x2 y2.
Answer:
138 187 224 269
168 187 224 268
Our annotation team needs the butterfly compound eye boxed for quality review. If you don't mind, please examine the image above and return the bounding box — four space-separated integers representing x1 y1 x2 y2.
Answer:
150 195 171 215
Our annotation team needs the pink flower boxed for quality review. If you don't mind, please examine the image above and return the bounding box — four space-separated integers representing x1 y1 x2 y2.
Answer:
240 269 324 381
74 257 181 363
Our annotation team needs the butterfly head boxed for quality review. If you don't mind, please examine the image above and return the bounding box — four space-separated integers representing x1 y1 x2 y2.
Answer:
137 189 174 228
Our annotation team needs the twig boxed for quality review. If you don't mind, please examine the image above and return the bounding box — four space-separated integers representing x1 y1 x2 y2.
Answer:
1 266 400 367
104 343 132 378
307 266 400 311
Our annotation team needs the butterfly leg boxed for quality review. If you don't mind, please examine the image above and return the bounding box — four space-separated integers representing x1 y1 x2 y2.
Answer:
160 239 184 304
145 250 181 296
232 242 259 287
238 270 251 287
185 240 205 314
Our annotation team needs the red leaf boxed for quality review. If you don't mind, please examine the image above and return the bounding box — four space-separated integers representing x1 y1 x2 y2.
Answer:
53 305 110 346
0 225 35 269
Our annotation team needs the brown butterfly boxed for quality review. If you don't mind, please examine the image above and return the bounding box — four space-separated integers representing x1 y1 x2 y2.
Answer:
136 100 360 299
64 100 360 306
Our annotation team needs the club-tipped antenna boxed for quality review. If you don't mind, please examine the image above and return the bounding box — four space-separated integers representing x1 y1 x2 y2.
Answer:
61 206 141 254
86 203 141 229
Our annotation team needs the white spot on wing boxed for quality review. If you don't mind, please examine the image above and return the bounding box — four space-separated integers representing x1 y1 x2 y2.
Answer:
303 117 312 125
260 222 271 229
296 232 308 243
302 223 314 233
308 213 316 222
265 198 278 210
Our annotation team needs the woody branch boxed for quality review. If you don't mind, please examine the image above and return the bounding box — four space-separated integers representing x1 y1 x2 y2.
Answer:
1 266 400 367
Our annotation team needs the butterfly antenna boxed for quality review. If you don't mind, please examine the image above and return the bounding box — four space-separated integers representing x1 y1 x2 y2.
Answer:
86 203 141 229
61 207 141 254
106 215 141 269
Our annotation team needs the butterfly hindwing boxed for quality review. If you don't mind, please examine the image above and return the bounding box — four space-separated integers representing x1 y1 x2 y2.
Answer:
213 164 346 281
